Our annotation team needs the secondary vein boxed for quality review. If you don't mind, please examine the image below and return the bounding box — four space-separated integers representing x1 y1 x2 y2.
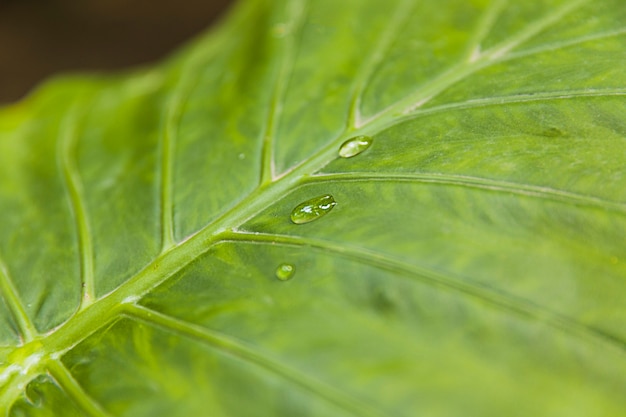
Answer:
259 0 308 184
306 172 626 213
124 304 385 417
345 0 414 129
463 0 508 62
0 254 37 342
361 0 591 124
225 230 626 355
159 94 182 251
47 359 113 417
58 106 96 310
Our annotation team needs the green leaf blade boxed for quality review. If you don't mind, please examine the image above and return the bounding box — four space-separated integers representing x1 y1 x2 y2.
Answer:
1 0 626 415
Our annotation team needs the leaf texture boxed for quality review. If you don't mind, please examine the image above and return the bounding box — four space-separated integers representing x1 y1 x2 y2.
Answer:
1 0 625 415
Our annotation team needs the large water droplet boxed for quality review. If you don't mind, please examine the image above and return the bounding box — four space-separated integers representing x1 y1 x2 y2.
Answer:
339 135 373 158
275 263 295 281
290 194 337 224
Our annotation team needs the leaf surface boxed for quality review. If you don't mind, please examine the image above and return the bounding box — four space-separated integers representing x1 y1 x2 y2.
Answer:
1 0 626 415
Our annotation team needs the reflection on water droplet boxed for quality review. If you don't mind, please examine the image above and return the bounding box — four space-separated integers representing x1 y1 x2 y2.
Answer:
339 135 373 158
290 194 337 224
275 263 295 281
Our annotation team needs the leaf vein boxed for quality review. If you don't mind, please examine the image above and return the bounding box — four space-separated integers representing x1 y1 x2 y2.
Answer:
58 106 96 310
158 94 181 250
124 304 385 417
260 0 309 184
227 231 626 355
346 0 414 128
463 0 508 62
361 0 591 124
501 27 626 62
47 359 113 417
0 254 37 342
307 172 626 213
483 0 591 60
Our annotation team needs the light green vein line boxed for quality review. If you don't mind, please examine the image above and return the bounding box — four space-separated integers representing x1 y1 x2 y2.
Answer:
124 304 385 417
0 255 36 342
260 0 308 184
346 0 414 129
47 360 112 417
0 368 34 415
501 27 626 61
463 0 508 62
484 0 590 59
306 172 626 213
373 88 626 134
158 4 251 249
226 231 626 354
361 0 590 123
58 107 95 310
159 94 182 251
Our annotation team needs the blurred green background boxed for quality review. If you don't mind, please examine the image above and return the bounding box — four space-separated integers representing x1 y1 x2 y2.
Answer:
0 0 233 103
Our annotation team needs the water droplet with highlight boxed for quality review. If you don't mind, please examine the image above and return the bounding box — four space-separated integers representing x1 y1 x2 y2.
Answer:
275 263 295 281
290 194 337 224
339 135 373 158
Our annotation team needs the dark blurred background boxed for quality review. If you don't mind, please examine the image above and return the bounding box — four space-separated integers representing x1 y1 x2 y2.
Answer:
0 0 234 103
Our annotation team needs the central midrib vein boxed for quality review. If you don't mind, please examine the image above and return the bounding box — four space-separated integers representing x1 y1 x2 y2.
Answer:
39 111 356 357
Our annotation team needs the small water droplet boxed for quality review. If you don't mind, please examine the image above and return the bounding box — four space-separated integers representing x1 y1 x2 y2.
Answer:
290 194 337 224
275 263 295 281
338 135 373 158
238 153 246 160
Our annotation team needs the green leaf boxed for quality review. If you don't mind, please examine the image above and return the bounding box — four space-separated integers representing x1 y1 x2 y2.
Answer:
1 0 626 415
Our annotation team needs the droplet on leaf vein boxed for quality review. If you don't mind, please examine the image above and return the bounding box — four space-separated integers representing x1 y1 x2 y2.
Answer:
290 194 337 224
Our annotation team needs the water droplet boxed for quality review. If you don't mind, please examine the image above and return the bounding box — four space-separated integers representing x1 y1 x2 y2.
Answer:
338 135 373 158
290 194 337 224
238 153 246 160
275 263 295 281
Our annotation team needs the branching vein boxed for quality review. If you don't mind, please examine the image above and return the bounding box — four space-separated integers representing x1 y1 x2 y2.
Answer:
400 87 626 122
226 231 626 355
124 304 385 417
501 27 626 61
58 106 96 310
484 0 590 60
306 172 626 213
47 359 112 417
158 95 181 251
346 0 414 128
463 0 508 62
260 0 308 184
361 0 590 124
0 255 37 342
